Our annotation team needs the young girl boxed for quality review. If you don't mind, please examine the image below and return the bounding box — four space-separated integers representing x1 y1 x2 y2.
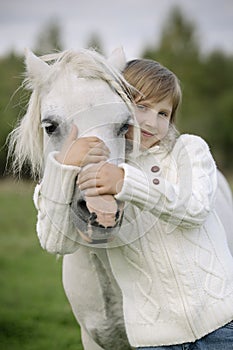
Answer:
35 59 233 349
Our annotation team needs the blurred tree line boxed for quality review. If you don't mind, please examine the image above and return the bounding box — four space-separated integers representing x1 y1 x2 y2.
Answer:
1 6 232 178
143 7 233 174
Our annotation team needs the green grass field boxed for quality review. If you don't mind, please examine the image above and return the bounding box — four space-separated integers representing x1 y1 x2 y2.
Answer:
0 179 83 350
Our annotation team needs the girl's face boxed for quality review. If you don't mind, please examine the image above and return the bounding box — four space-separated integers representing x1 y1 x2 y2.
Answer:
127 97 173 150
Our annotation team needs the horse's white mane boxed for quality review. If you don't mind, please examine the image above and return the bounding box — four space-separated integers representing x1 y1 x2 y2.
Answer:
27 49 132 98
8 48 134 179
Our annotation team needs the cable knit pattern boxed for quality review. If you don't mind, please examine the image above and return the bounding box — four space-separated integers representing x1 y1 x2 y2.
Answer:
109 134 233 346
34 152 81 254
33 134 233 346
115 134 217 229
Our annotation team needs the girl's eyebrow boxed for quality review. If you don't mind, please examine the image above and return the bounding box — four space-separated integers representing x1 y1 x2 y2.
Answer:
159 107 172 113
136 100 154 107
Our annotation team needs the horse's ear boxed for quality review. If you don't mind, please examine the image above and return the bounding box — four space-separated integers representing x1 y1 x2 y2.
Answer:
25 48 50 87
107 47 126 72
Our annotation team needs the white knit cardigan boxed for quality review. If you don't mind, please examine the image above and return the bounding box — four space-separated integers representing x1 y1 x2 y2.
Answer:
33 133 233 347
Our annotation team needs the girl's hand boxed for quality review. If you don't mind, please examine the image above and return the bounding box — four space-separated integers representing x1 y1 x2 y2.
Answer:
56 125 110 167
78 162 124 196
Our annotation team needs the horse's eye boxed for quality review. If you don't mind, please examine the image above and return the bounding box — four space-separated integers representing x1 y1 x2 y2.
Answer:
45 124 57 135
118 122 129 136
42 121 59 135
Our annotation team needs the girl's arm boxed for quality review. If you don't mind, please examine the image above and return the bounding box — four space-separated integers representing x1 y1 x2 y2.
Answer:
79 135 217 229
33 127 110 255
33 152 81 254
116 134 217 228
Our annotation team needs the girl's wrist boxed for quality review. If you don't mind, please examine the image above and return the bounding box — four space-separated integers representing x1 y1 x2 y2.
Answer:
115 168 125 194
55 152 81 167
55 152 65 164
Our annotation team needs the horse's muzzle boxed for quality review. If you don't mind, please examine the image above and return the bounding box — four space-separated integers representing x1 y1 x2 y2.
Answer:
70 188 124 244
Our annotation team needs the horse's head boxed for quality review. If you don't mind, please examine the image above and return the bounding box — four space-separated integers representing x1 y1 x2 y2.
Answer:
10 48 137 245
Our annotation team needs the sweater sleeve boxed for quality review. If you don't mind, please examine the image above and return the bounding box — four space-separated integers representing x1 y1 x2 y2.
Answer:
33 151 81 254
115 135 217 229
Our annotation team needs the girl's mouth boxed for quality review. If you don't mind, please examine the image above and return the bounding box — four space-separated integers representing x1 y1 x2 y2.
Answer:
141 129 154 137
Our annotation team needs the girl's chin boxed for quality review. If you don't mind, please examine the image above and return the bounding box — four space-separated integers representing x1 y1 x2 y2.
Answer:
141 141 158 150
141 136 160 148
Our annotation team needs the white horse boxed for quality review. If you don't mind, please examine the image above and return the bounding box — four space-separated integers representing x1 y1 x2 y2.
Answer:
8 48 233 350
9 47 135 350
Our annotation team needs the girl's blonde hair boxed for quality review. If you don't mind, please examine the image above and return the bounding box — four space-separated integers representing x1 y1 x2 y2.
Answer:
123 59 182 123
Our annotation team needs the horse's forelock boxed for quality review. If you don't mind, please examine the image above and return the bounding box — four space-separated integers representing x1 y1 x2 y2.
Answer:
40 49 133 106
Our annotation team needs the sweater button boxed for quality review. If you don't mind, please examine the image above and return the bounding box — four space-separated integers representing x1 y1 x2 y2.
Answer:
151 165 160 173
153 178 160 185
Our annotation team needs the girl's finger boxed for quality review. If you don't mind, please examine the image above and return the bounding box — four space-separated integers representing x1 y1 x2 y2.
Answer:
79 179 98 191
88 147 109 157
89 141 110 153
85 188 101 197
85 138 102 145
78 168 100 184
67 125 78 143
88 155 109 163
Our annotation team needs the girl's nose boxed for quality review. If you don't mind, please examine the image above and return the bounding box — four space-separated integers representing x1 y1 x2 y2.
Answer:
145 113 158 129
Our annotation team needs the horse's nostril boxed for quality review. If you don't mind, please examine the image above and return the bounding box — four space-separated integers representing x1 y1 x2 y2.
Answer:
115 209 120 221
77 199 89 216
89 212 97 224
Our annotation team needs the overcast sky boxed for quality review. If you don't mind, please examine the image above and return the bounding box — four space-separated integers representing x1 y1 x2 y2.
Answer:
1 0 233 60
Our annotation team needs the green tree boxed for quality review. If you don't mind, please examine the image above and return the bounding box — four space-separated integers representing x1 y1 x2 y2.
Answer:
0 52 26 176
144 6 199 74
143 6 203 131
200 51 233 169
34 18 64 55
1 20 65 177
142 6 233 171
86 33 104 55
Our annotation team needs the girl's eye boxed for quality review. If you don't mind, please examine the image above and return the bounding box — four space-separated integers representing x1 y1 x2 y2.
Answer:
136 104 147 111
159 111 169 118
